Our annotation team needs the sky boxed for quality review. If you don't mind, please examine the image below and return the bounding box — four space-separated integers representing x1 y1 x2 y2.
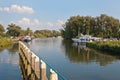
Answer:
0 0 120 31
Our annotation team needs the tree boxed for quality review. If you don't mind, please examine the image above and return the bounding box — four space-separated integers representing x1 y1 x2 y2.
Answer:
6 23 22 37
34 29 61 38
25 27 33 36
61 14 120 39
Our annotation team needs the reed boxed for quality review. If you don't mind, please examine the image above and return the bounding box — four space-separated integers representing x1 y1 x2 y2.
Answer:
0 38 13 48
87 40 120 54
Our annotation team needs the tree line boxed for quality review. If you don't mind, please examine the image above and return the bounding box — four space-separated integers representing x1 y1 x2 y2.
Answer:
34 30 61 38
0 23 61 38
61 14 120 39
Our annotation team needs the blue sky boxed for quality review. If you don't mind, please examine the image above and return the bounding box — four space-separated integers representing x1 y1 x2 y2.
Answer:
0 0 120 31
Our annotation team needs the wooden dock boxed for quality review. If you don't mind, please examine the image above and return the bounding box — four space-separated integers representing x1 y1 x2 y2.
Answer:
19 41 67 80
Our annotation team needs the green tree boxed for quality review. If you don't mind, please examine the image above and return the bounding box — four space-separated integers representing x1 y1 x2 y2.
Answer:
6 23 22 37
34 29 61 38
24 27 33 36
61 14 120 39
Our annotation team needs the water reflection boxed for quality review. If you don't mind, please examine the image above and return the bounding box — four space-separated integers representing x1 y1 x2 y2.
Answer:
0 43 19 65
62 40 118 66
0 43 22 80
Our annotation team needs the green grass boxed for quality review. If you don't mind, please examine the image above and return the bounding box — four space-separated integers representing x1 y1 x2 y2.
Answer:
87 40 120 54
0 38 13 48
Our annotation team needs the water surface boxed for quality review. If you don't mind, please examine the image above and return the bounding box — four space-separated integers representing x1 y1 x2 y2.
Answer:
0 44 22 80
29 38 120 80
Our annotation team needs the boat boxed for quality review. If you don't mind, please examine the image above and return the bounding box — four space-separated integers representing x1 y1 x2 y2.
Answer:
72 35 92 43
19 36 32 42
24 36 32 42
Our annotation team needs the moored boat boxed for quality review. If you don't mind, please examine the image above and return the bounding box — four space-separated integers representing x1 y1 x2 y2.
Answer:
19 36 32 42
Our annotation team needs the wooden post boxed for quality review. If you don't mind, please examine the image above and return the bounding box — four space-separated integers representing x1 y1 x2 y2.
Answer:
41 60 48 80
49 69 58 80
27 49 31 63
31 53 36 70
31 53 36 80
35 56 40 80
27 50 31 79
18 41 21 52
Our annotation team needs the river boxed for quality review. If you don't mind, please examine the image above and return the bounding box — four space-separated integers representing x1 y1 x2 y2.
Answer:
0 37 120 80
0 43 22 80
28 37 120 80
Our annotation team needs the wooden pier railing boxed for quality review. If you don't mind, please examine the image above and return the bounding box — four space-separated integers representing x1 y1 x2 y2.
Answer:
19 41 67 80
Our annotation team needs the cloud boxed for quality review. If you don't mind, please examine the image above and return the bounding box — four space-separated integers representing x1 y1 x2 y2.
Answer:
10 18 65 31
56 19 65 26
46 22 54 27
43 20 65 30
17 18 41 26
0 4 34 14
44 20 64 27
10 18 41 30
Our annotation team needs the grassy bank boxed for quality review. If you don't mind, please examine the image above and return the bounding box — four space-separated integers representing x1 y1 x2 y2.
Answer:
0 38 13 48
87 40 120 54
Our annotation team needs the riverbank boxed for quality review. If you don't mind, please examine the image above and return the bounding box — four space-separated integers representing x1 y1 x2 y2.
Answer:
0 38 13 48
87 40 120 54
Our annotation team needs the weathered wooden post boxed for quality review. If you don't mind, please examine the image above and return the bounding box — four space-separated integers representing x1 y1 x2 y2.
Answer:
18 41 21 53
41 60 48 80
31 53 36 80
27 49 31 79
49 69 58 80
35 56 40 80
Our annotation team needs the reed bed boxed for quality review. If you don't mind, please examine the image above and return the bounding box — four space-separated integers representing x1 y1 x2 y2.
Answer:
87 40 120 54
0 38 13 48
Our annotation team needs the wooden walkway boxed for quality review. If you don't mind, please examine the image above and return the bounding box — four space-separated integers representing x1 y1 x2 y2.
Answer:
19 41 67 80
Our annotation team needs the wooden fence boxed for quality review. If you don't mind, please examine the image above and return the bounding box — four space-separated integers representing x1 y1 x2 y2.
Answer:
19 41 62 80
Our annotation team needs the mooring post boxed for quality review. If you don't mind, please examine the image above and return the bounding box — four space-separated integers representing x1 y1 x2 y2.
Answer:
49 69 58 80
41 60 48 80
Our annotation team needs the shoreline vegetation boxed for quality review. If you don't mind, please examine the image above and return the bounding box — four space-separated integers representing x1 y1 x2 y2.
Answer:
61 14 120 39
87 40 120 54
0 38 13 48
60 14 120 55
0 23 61 49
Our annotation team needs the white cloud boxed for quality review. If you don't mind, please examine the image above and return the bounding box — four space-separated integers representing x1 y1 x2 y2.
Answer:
18 18 31 26
10 18 41 30
56 19 65 26
44 20 65 27
0 4 34 14
10 18 65 31
33 19 41 26
46 22 54 27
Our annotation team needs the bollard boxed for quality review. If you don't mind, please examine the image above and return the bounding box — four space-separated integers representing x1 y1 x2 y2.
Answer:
49 69 58 80
41 60 48 80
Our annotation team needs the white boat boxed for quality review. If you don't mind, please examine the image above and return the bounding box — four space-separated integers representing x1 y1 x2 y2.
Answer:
72 35 92 43
72 38 79 43
19 36 32 42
